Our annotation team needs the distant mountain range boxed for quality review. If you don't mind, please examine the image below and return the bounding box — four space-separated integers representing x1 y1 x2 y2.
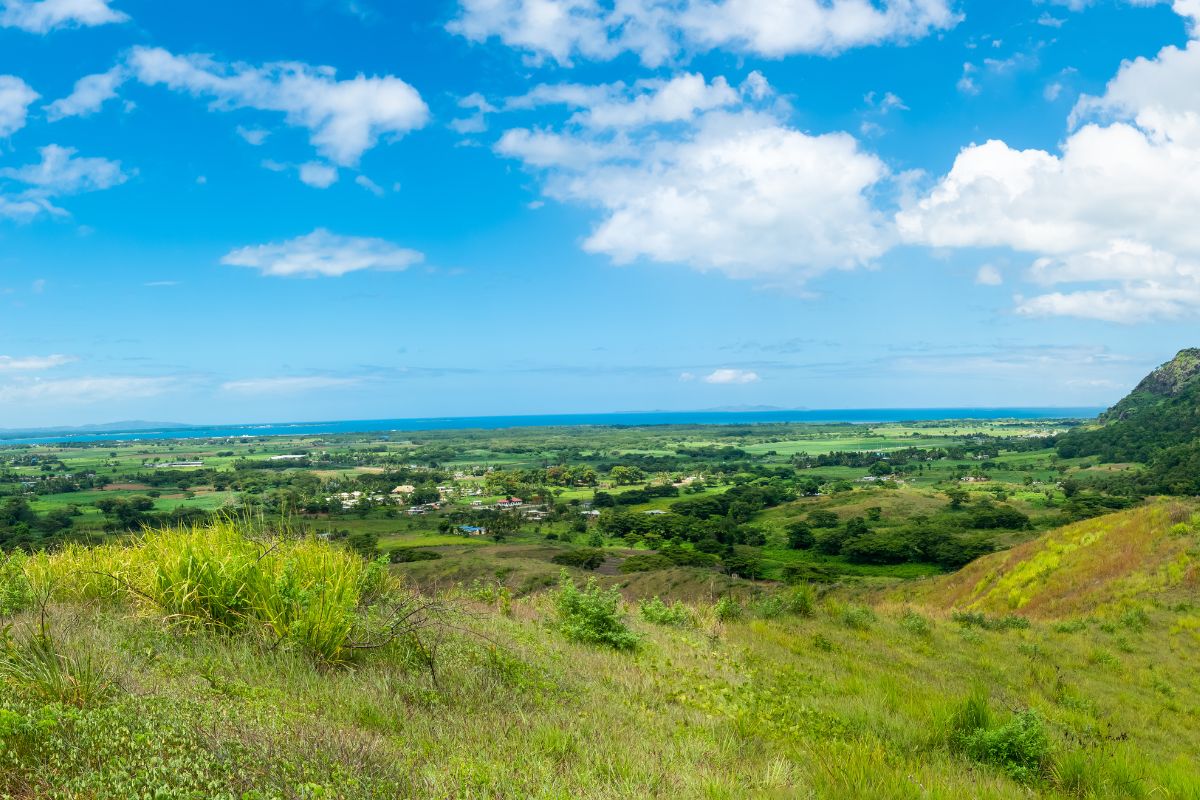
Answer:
0 420 192 435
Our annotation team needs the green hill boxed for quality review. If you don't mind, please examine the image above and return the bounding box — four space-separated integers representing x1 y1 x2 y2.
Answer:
892 500 1199 618
1 519 1198 798
1058 348 1200 492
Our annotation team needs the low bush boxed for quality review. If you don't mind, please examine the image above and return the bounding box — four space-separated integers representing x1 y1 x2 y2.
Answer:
551 549 607 571
638 596 690 626
714 596 743 622
782 584 816 617
952 611 1030 631
0 552 35 616
389 548 442 563
553 572 638 651
841 604 876 631
900 610 933 637
947 690 1051 784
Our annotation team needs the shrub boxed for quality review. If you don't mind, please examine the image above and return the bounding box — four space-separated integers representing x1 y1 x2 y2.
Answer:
553 572 638 651
948 690 1051 784
0 552 35 616
389 548 441 563
714 596 743 622
751 595 784 619
782 584 816 617
638 596 690 626
900 610 932 637
551 548 607 570
781 563 840 584
619 554 673 573
841 604 876 631
952 611 1030 631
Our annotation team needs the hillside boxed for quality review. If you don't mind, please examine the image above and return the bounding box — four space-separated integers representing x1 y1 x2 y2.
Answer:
1058 349 1200 492
892 500 1199 618
1 519 1198 798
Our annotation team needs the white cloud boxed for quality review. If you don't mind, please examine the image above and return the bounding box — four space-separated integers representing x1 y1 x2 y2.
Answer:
0 144 128 220
0 376 174 404
298 161 339 188
703 368 760 384
0 354 74 371
898 3 1200 323
236 125 270 145
497 73 889 285
0 0 127 33
0 144 128 194
449 0 959 66
975 264 1003 285
128 46 429 166
679 371 696 381
222 228 425 278
0 75 39 136
355 174 385 196
44 67 125 120
220 376 361 395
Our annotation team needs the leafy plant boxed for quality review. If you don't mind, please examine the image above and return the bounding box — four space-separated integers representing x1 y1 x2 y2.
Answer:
947 690 1051 783
553 571 638 651
714 596 743 622
0 552 34 616
638 596 690 626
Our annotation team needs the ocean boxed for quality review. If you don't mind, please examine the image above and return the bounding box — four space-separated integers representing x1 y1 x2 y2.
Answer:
1 407 1103 446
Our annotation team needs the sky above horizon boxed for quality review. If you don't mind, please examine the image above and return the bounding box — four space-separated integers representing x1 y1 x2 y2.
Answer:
1 0 1198 427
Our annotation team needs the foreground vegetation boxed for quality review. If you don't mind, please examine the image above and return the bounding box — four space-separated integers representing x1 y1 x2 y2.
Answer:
0 510 1196 798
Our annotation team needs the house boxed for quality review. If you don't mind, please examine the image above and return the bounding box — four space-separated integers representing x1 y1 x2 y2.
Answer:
643 509 667 515
495 497 524 509
391 484 417 496
459 525 488 536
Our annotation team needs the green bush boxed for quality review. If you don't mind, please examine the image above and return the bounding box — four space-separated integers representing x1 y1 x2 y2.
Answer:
751 595 784 619
841 604 876 631
389 548 442 563
619 553 674 573
638 596 690 626
714 596 743 622
551 549 607 570
782 584 816 617
900 610 932 637
0 552 35 616
952 611 1030 631
553 572 638 651
948 690 1051 783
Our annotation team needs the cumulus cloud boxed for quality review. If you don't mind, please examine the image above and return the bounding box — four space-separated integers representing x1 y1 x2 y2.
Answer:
0 75 39 137
0 354 75 371
497 72 890 285
220 376 362 394
0 0 127 33
449 0 959 66
128 46 429 166
897 1 1200 322
0 144 128 220
703 368 760 384
45 67 125 120
222 228 425 278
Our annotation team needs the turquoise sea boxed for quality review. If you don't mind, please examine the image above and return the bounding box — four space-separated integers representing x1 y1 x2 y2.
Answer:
0 407 1103 446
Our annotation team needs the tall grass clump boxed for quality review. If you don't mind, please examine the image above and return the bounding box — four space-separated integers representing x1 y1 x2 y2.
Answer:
37 520 397 663
554 571 638 650
0 630 116 708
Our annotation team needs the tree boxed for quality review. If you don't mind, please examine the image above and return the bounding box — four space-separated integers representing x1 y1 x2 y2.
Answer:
945 486 969 509
786 522 815 550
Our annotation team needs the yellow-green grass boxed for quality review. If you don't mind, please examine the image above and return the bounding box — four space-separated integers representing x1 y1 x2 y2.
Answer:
893 499 1200 618
1 536 1197 797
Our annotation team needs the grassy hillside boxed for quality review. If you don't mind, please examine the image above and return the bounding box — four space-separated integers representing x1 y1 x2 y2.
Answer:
892 500 1200 618
0 518 1197 798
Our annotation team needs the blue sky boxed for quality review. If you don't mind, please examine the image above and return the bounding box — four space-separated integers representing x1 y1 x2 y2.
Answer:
0 0 1197 427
